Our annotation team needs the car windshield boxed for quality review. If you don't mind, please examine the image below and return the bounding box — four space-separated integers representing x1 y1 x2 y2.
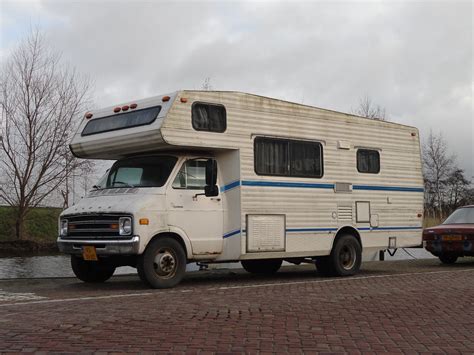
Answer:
105 156 177 188
443 207 474 224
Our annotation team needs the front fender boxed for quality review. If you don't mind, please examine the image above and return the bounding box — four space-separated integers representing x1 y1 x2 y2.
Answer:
141 226 194 259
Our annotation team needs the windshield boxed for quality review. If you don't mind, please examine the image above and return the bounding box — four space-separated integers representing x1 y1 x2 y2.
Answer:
105 156 177 188
443 207 474 224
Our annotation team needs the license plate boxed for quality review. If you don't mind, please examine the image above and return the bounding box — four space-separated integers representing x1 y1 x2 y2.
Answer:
442 235 462 241
82 246 98 261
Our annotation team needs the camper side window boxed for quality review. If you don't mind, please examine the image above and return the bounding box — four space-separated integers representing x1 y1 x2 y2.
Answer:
357 149 380 174
172 159 207 189
254 137 323 178
192 103 226 133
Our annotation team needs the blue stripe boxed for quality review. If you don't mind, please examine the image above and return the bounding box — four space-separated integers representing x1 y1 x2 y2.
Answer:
359 226 423 231
230 226 421 236
353 185 424 192
287 227 338 232
223 229 241 238
220 180 241 193
242 180 334 189
220 179 423 193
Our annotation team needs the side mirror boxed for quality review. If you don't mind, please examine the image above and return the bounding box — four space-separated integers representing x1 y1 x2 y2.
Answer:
205 159 218 197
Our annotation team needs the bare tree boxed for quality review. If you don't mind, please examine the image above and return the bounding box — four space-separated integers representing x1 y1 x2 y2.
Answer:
352 95 387 121
0 29 91 239
201 77 213 91
422 131 455 218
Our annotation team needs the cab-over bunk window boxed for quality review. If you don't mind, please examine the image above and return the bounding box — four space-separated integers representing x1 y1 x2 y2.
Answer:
82 106 161 136
357 149 380 174
192 102 226 132
254 137 323 178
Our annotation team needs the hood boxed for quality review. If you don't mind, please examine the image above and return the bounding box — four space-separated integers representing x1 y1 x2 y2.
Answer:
61 187 166 216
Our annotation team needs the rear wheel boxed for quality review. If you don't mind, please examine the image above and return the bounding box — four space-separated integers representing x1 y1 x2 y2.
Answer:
315 234 362 276
71 256 116 283
137 237 186 289
241 259 282 274
439 254 458 264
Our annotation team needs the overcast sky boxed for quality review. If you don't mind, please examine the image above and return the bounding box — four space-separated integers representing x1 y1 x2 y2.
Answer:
1 0 473 179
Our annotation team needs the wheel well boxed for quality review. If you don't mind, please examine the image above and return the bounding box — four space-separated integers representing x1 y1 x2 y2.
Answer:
149 232 188 258
333 227 362 250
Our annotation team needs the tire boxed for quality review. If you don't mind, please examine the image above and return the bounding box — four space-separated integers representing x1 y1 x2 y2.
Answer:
137 237 186 289
71 256 116 283
241 259 282 274
316 234 362 276
439 254 458 264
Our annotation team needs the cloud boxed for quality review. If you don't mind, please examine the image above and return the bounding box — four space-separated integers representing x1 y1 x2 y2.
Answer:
2 0 472 178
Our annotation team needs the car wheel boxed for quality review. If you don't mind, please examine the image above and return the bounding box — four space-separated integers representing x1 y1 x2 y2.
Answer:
137 237 186 289
71 256 116 283
316 234 362 276
439 254 458 264
241 259 282 274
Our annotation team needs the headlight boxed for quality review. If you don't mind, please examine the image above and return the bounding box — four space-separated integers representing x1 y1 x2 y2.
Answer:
119 217 132 236
60 219 68 236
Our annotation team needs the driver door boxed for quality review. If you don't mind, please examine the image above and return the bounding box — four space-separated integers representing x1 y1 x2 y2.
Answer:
167 158 224 255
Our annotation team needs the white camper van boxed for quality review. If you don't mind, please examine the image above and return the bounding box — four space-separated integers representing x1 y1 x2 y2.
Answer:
58 91 424 288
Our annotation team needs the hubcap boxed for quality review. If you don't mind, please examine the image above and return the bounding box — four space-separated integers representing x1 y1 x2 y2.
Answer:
339 245 356 270
153 249 177 278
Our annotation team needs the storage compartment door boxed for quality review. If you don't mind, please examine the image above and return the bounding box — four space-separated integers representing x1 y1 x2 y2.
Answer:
246 214 286 252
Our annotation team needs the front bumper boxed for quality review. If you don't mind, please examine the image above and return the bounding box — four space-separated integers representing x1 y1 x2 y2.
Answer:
57 235 140 255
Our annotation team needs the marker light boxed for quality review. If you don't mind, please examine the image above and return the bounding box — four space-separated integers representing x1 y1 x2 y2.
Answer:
180 98 188 103
122 105 129 111
114 107 121 113
139 218 149 225
85 112 93 119
411 132 416 137
162 96 170 102
130 103 138 109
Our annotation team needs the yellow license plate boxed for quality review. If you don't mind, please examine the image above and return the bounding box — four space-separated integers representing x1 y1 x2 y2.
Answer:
82 246 98 261
442 235 462 241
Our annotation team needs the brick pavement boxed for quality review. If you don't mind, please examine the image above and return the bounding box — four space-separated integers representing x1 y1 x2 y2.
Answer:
0 260 473 354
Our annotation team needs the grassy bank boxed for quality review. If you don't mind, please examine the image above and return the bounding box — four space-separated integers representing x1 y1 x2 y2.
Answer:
0 206 62 256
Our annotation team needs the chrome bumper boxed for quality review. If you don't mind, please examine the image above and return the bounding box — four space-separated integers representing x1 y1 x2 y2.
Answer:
57 236 140 255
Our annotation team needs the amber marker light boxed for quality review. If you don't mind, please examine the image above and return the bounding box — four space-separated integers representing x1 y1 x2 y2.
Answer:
411 132 417 137
180 97 188 103
139 218 149 225
85 112 93 119
162 96 170 102
130 103 137 109
114 107 121 113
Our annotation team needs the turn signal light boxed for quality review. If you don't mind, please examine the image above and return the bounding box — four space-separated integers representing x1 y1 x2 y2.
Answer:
139 218 149 225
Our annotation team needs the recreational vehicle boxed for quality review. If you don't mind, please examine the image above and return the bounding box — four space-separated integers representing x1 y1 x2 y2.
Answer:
58 91 424 288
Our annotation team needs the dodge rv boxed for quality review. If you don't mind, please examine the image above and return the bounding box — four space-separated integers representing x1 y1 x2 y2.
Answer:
58 91 424 288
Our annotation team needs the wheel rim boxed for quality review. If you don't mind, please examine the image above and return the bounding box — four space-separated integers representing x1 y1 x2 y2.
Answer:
153 248 178 279
339 244 356 270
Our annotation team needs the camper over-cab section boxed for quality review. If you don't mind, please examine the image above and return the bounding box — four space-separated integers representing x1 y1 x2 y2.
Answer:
61 90 424 288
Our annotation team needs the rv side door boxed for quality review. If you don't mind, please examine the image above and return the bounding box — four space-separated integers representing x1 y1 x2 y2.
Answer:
167 158 224 255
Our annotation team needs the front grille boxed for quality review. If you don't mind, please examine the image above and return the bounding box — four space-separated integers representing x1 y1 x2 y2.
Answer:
63 214 132 239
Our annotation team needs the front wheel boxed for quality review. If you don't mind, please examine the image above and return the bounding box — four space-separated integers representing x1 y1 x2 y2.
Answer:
315 235 362 276
241 259 282 274
71 256 116 283
439 254 458 264
137 237 186 289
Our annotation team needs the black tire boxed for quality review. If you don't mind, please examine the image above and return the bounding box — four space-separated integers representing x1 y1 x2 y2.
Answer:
241 259 282 274
137 237 186 289
439 254 458 264
316 234 362 276
71 256 116 283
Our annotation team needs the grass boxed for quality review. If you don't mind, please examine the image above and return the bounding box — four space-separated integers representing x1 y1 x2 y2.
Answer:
0 206 62 242
423 216 443 228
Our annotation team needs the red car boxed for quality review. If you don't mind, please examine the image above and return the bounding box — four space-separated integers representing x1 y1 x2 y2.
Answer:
423 205 474 264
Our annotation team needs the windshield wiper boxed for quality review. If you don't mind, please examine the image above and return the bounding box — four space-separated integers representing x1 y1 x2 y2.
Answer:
111 181 135 188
